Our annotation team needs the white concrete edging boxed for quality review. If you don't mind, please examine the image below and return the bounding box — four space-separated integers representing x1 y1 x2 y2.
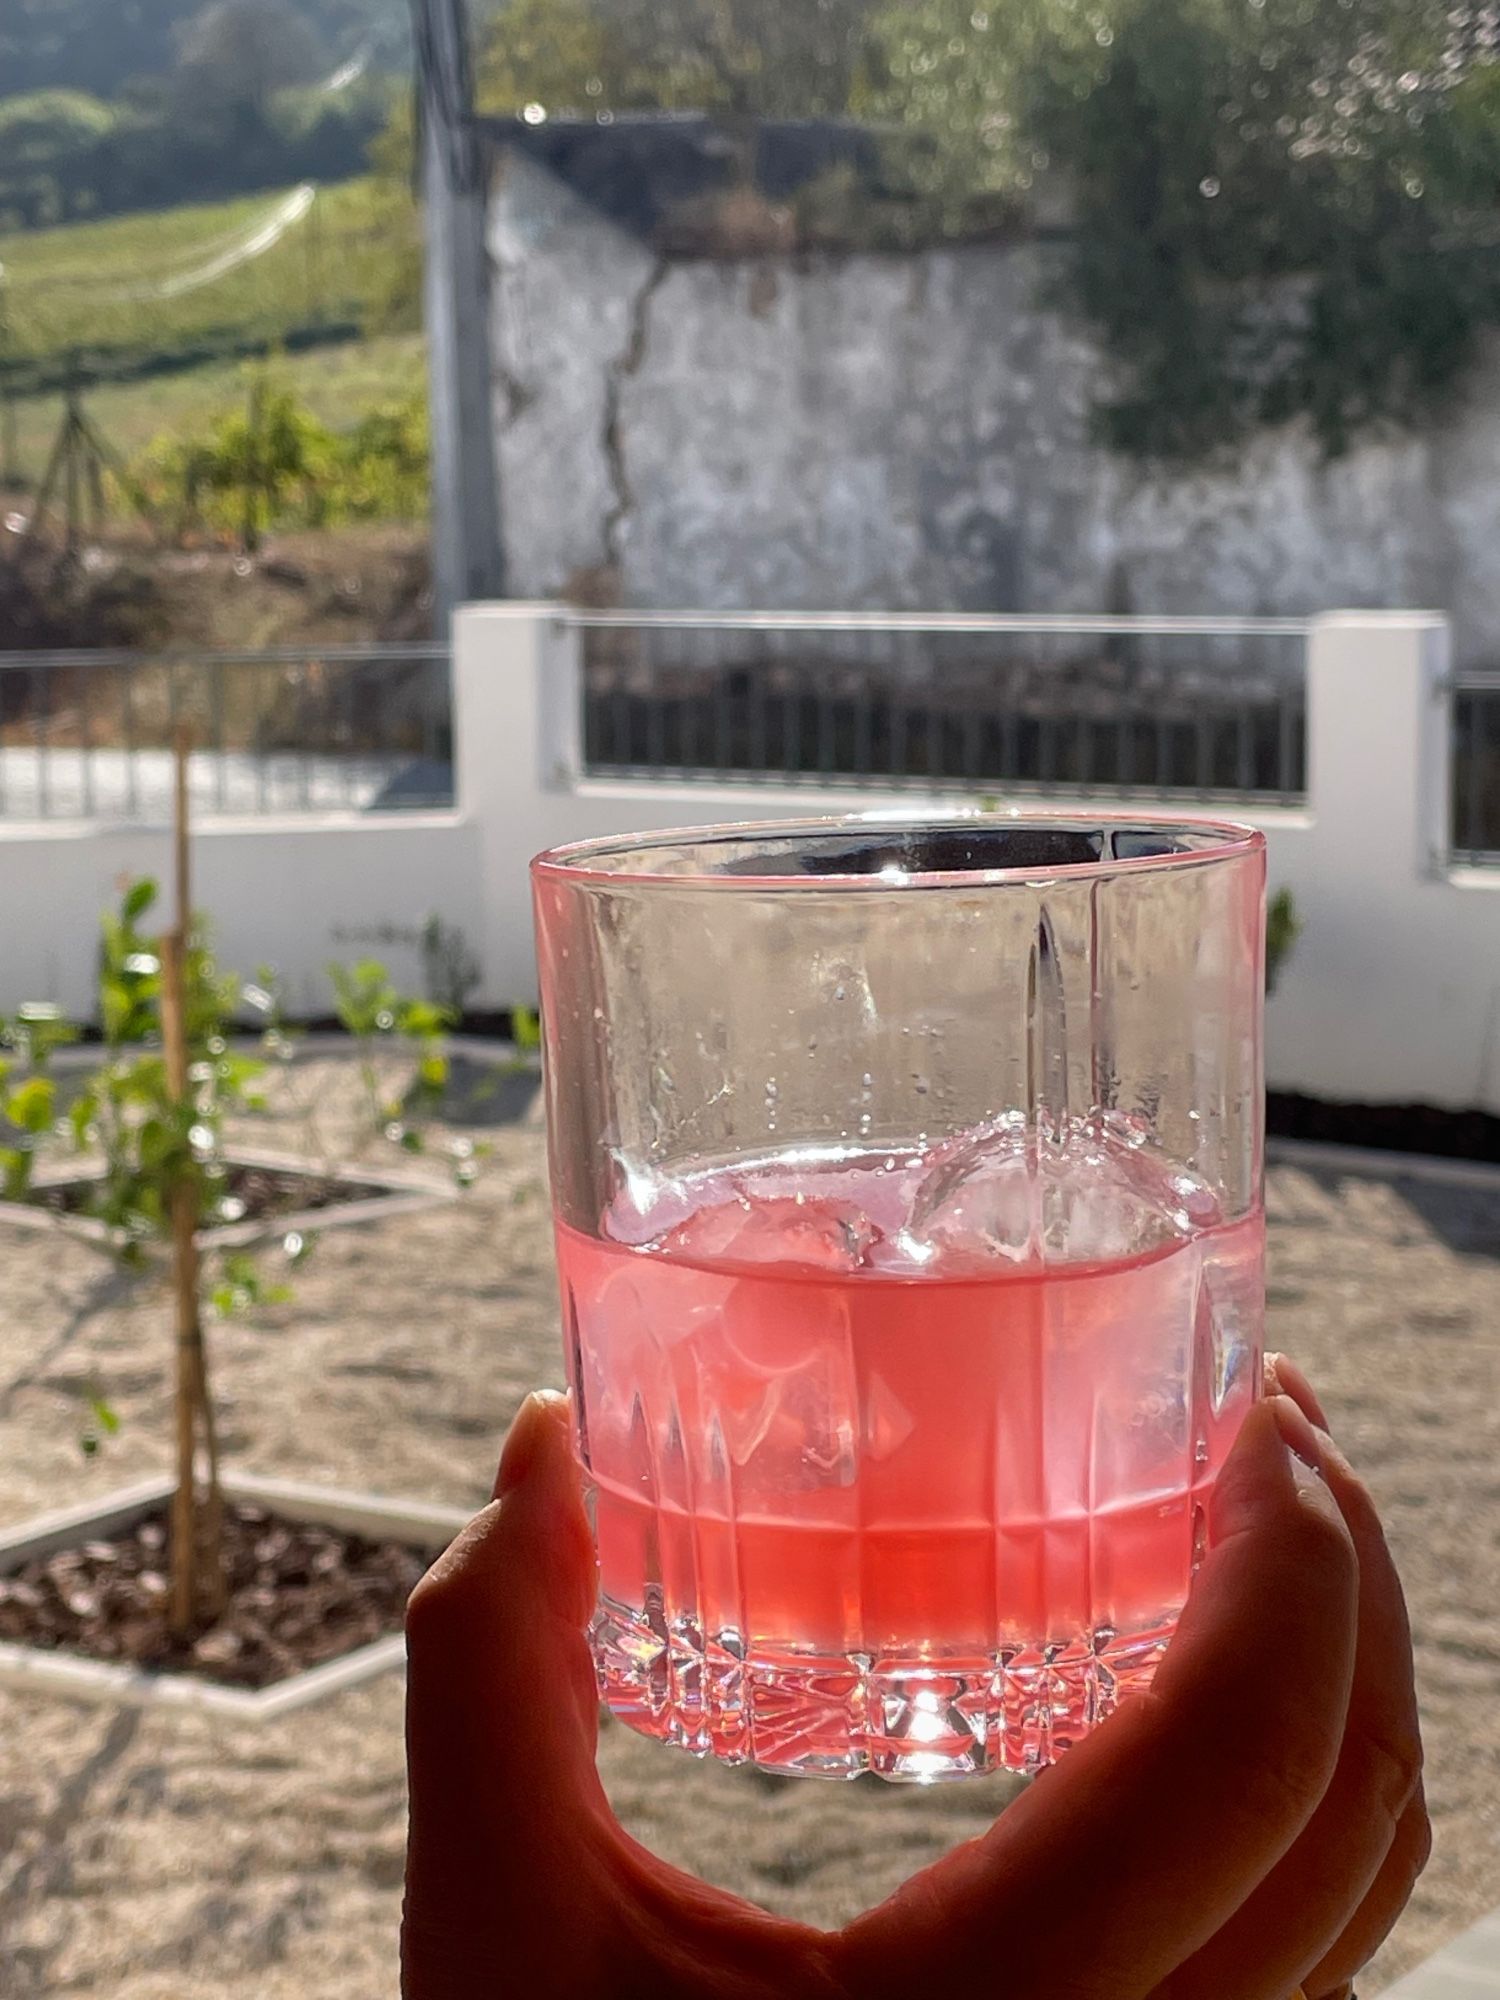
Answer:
4 1144 458 1254
0 1472 471 1718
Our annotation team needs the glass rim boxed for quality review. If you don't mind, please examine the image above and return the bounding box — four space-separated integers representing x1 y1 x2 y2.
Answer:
531 809 1265 893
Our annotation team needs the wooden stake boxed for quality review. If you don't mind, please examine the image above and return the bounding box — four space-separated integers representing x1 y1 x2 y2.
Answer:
163 726 228 1629
161 927 199 1636
173 724 192 939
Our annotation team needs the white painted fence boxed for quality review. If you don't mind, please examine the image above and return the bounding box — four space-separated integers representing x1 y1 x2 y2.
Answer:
1 605 1495 1113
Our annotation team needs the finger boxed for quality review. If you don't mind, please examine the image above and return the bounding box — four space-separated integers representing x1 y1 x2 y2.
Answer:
837 1402 1359 2000
1266 1353 1331 1431
1303 1789 1431 1998
1154 1401 1424 1998
401 1395 839 2000
402 1391 608 1986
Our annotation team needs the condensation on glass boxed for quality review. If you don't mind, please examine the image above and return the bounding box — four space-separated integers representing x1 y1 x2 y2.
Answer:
533 814 1266 1780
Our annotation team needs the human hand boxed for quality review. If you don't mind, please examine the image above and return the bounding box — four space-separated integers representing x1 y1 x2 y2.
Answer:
402 1356 1426 2000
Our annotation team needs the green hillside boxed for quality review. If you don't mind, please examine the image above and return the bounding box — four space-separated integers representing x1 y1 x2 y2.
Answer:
0 177 415 391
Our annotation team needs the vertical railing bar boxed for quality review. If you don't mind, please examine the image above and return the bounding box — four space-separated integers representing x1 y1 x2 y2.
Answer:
256 660 271 815
342 663 357 809
890 631 909 778
646 631 666 771
213 659 228 814
80 664 96 820
35 663 51 820
779 629 801 777
1038 634 1058 789
1155 685 1171 794
611 667 629 770
122 662 139 819
817 639 836 774
1480 688 1496 860
714 627 732 773
1001 646 1019 783
691 629 711 773
853 635 873 777
962 646 980 781
299 663 314 811
749 630 768 774
1194 691 1212 797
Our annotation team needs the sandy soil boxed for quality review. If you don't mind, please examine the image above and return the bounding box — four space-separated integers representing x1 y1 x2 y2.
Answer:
0 1060 1497 1995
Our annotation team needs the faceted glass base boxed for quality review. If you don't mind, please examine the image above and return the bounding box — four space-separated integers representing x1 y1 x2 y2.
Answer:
592 1595 1175 1781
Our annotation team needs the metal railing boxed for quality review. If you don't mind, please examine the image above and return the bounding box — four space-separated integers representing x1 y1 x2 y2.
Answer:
568 611 1310 804
0 646 453 820
1452 669 1500 865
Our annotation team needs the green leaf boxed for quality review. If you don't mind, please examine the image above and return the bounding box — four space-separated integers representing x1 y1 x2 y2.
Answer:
512 1005 542 1052
399 1128 424 1154
0 1147 32 1200
122 879 158 923
418 1053 448 1091
399 999 451 1038
88 1394 120 1437
5 1076 55 1135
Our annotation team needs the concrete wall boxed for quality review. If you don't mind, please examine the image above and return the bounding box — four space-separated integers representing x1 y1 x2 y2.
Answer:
3 606 1497 1114
0 817 481 1025
488 151 1500 670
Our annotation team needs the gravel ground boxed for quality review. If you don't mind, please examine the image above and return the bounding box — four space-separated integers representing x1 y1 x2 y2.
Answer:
0 1059 1497 1995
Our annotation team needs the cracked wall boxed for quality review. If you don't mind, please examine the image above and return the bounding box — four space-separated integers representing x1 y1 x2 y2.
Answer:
488 150 1500 664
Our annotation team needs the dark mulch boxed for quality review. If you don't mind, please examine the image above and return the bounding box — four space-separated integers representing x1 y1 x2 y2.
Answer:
31 1161 395 1228
0 1503 430 1690
1268 1090 1500 1166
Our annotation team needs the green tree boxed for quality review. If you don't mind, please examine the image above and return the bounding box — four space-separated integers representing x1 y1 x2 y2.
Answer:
0 89 115 226
174 0 326 117
1016 0 1500 455
477 0 884 118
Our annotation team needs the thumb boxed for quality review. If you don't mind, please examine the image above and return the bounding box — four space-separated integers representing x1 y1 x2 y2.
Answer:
403 1393 606 1964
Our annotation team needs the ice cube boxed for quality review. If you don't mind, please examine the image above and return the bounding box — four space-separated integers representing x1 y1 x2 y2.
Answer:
899 1115 1038 1267
658 1193 883 1273
713 1277 860 1489
900 1117 1212 1271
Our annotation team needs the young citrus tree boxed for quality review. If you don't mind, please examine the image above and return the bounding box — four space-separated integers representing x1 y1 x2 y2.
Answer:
1 874 472 1635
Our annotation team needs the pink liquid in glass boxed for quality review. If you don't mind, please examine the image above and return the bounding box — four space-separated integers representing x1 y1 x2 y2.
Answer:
560 1120 1261 1779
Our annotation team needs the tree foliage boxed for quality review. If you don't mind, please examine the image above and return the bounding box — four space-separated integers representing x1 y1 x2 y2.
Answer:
173 0 326 117
877 0 1500 456
1027 0 1500 455
478 0 886 118
0 0 409 98
135 369 429 541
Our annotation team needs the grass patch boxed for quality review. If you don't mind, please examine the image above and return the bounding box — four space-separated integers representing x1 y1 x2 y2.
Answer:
0 177 413 389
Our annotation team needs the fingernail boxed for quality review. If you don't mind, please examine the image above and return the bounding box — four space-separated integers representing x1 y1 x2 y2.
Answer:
1265 1352 1334 1432
494 1389 571 1499
1270 1393 1325 1476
